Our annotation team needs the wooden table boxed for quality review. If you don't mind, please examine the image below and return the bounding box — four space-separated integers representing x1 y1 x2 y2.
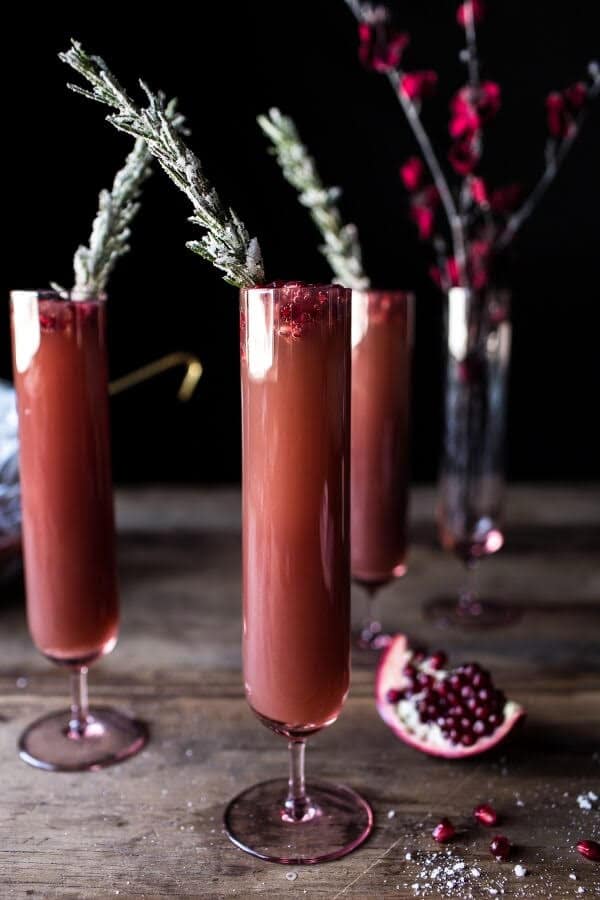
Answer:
1 486 599 898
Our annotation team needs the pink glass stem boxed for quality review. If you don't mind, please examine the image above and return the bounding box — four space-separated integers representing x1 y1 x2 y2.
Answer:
361 587 382 639
68 667 90 739
458 562 479 614
284 739 312 822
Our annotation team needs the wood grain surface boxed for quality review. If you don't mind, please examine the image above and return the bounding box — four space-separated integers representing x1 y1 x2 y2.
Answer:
0 486 598 899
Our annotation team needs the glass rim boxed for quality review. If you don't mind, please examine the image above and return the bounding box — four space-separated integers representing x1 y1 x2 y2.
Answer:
352 288 415 299
240 282 351 296
10 288 107 304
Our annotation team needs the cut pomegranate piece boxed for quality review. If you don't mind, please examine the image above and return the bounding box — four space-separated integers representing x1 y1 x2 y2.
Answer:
375 634 525 758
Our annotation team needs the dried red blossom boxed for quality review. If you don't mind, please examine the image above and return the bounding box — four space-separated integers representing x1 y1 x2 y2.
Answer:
489 183 522 214
450 82 501 138
546 92 569 138
400 156 425 192
358 21 410 73
470 176 488 206
449 92 481 138
449 134 480 175
477 81 502 121
401 70 438 102
469 239 492 291
411 204 435 240
565 81 588 111
430 258 461 289
547 81 588 138
409 181 439 239
447 258 461 286
456 0 485 27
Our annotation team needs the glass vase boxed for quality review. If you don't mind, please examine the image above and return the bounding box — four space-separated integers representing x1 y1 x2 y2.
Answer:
224 282 373 863
10 289 147 769
427 284 519 628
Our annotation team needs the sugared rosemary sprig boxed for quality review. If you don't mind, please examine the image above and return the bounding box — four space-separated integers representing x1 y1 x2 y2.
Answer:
258 108 370 290
73 134 158 295
59 40 264 288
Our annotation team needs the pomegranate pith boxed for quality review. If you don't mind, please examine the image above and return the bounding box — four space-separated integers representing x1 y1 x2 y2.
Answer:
432 818 455 843
375 635 525 759
577 839 600 861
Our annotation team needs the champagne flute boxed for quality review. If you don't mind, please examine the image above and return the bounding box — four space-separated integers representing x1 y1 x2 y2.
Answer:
225 282 373 863
10 289 147 770
351 289 413 650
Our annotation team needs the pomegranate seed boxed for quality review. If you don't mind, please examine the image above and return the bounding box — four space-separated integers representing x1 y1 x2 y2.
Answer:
577 839 600 861
474 804 498 826
462 663 480 677
386 688 403 704
490 835 511 860
472 672 489 688
413 647 427 663
432 818 455 843
39 314 57 331
429 651 447 669
403 664 417 679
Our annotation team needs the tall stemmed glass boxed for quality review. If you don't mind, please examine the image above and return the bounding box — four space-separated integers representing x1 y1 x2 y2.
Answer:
351 290 413 650
225 283 373 864
10 289 147 770
427 285 519 628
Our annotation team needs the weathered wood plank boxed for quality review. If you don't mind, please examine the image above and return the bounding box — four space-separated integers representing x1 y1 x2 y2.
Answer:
0 486 598 898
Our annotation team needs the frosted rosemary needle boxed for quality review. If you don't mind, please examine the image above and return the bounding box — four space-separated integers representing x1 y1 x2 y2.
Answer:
59 39 264 288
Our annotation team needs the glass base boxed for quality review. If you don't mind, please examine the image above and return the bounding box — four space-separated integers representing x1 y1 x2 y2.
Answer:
224 778 373 864
425 596 522 630
18 706 148 771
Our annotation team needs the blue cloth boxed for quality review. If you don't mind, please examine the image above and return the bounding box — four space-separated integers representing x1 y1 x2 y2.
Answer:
0 381 20 538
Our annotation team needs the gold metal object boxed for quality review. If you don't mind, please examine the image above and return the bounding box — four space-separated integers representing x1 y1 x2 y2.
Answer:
109 352 203 402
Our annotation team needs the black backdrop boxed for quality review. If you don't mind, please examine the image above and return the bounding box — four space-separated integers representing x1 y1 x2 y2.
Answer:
2 2 599 483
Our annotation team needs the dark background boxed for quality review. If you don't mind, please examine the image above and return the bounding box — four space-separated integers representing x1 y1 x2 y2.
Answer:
2 2 599 484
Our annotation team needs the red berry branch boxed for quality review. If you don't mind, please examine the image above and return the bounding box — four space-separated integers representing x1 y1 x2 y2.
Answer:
344 0 599 292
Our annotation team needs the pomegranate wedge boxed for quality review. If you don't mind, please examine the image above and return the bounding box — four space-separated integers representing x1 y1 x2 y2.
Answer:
376 634 525 758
